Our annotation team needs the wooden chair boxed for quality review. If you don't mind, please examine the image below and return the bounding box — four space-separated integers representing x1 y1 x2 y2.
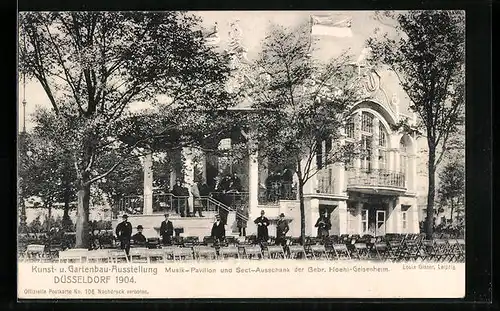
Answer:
86 249 112 263
219 246 240 259
59 248 89 263
288 245 307 259
161 246 178 261
109 249 129 263
129 248 150 263
332 244 351 260
243 245 263 259
193 246 217 260
173 247 194 261
309 244 329 260
24 244 48 262
148 249 166 263
353 243 370 260
267 245 286 259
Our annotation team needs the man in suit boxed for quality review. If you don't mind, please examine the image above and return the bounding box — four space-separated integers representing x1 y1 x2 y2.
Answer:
115 214 132 256
211 214 225 243
254 210 270 243
315 210 331 238
171 179 185 216
160 214 174 245
131 225 147 246
275 213 290 247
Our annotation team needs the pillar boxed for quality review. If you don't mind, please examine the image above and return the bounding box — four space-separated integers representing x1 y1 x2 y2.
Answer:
182 147 195 215
201 152 207 183
248 140 259 221
143 152 153 215
356 202 364 235
308 198 320 236
372 118 379 170
338 201 348 234
353 111 362 169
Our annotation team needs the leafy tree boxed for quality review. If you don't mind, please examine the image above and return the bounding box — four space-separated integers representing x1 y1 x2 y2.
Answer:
437 159 465 224
19 12 232 247
247 23 361 244
19 129 78 232
368 11 465 239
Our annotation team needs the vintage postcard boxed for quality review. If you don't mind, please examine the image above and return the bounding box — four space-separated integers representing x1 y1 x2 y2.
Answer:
17 10 465 299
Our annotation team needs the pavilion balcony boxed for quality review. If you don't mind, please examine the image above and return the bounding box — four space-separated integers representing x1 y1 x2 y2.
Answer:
346 168 406 193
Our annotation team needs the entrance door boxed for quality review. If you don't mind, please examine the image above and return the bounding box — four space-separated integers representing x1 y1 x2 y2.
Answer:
376 210 386 236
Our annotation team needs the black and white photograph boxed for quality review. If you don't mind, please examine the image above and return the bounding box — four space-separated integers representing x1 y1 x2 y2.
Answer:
17 10 466 298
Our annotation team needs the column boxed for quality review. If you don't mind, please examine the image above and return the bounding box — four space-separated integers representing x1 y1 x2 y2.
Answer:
182 147 194 215
337 201 348 234
201 152 207 183
353 111 362 169
308 198 320 236
248 140 259 221
372 118 379 170
143 152 153 215
356 202 364 235
336 133 347 194
408 154 417 192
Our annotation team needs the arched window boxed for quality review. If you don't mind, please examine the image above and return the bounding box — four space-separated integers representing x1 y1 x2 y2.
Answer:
345 119 355 139
361 112 374 133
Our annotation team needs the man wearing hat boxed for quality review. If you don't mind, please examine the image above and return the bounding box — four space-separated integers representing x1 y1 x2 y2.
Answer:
211 214 225 243
315 210 331 238
275 213 289 247
115 214 132 256
132 225 147 246
160 214 174 245
254 210 270 243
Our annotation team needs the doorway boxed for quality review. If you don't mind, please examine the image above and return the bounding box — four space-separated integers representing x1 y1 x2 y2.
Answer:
361 203 387 236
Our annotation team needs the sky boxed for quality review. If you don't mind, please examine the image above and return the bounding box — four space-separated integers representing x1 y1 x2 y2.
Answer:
18 10 402 132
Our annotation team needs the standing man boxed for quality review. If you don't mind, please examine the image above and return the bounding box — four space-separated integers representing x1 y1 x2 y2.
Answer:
315 210 331 239
254 210 270 243
236 205 249 237
160 214 174 245
115 214 132 257
199 182 210 214
211 214 225 244
191 181 203 217
171 179 184 216
275 213 289 247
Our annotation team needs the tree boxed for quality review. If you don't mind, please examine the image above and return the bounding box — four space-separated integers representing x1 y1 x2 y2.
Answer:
437 160 465 224
19 129 77 232
247 23 361 244
19 12 232 247
368 11 465 239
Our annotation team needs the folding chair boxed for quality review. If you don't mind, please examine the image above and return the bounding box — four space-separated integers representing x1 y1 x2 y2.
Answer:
86 249 112 263
288 245 307 259
401 239 422 261
456 239 465 262
109 249 129 263
446 239 460 262
148 249 166 263
129 248 150 263
173 247 194 261
309 244 329 260
162 246 177 261
225 236 238 245
243 245 264 259
193 246 217 260
420 240 436 262
25 244 48 262
219 246 240 259
387 240 404 262
59 249 89 263
332 244 351 260
203 236 215 247
267 245 286 259
433 239 449 262
183 236 200 248
146 237 161 249
352 243 370 260
374 242 391 261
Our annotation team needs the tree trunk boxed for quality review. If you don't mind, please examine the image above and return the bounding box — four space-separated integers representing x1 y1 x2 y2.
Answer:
450 199 455 224
75 179 91 248
425 146 437 240
298 178 306 246
47 205 52 232
62 183 72 231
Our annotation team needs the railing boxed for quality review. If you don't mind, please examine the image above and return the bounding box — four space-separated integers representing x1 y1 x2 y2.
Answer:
114 192 250 222
258 182 296 205
346 168 406 189
317 168 335 194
